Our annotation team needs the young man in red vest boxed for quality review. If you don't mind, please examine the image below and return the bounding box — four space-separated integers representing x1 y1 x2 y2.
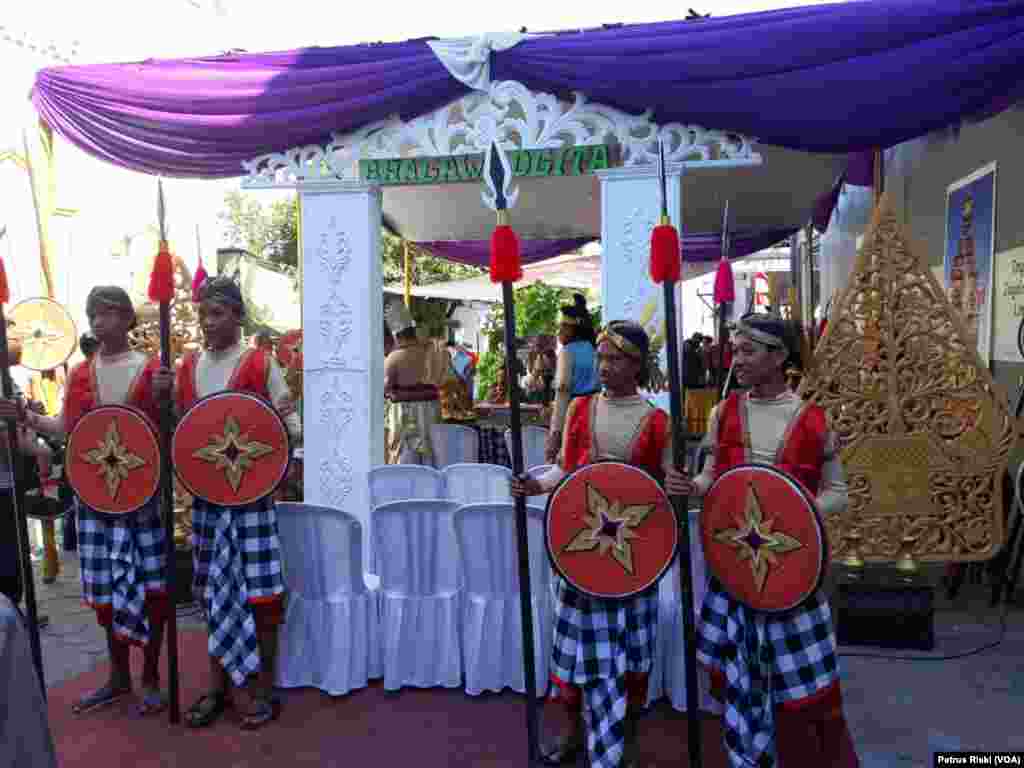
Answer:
155 276 299 730
667 312 859 767
514 320 671 768
14 286 170 716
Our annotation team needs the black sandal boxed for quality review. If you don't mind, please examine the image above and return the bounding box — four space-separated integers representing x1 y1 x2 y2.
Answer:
184 691 231 729
71 683 131 716
239 696 280 731
539 735 583 766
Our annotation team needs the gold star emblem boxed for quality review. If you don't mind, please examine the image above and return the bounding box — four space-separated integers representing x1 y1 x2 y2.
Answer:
82 421 147 500
562 483 655 575
713 481 803 592
193 415 274 492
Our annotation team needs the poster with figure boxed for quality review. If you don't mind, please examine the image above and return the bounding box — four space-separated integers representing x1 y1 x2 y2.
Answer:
993 246 1024 363
944 162 997 363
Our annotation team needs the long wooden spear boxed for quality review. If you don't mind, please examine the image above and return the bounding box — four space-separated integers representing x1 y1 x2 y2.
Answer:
649 142 702 767
714 202 735 402
148 180 181 724
0 236 45 693
483 139 538 764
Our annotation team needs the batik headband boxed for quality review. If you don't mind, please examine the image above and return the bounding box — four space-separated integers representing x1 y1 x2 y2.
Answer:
734 318 786 349
597 327 644 360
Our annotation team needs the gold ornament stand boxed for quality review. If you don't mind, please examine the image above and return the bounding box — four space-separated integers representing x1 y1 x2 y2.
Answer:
799 195 1016 571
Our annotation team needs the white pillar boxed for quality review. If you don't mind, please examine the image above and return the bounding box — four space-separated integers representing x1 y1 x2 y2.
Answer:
597 166 683 410
299 183 384 572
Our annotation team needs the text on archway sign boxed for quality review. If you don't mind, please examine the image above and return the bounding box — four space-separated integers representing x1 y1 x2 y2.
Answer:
360 144 616 186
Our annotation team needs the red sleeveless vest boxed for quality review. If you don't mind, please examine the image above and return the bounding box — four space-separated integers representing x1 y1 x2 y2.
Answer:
562 394 670 478
713 392 828 494
63 355 161 431
175 347 271 411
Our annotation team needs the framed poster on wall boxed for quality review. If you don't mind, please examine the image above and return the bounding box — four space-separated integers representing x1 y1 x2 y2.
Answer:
993 246 1024 363
944 162 997 363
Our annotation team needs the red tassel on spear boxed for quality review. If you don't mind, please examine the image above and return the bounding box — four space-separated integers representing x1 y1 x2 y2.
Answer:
483 139 537 761
648 141 703 768
151 179 181 724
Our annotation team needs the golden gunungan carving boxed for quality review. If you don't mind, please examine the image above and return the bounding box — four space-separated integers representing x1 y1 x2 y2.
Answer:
798 195 1016 564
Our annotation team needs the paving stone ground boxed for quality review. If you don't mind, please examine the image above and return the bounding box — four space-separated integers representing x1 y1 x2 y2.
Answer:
26 552 1024 766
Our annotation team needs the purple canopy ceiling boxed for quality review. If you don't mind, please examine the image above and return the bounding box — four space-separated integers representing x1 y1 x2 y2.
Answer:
31 0 1024 178
416 229 792 268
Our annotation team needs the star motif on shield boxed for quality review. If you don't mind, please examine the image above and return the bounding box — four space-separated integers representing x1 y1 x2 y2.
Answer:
713 481 803 593
192 415 274 493
561 483 655 575
82 421 147 500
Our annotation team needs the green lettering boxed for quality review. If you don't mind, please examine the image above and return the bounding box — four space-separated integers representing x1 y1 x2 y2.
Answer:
589 144 610 172
362 160 379 182
532 150 553 177
512 150 532 176
568 146 587 176
400 159 419 184
425 158 440 181
443 156 461 182
382 159 401 183
461 155 483 180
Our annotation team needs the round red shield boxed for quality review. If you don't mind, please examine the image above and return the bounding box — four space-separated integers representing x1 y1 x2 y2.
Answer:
546 462 679 599
701 464 826 613
172 391 290 507
66 405 161 516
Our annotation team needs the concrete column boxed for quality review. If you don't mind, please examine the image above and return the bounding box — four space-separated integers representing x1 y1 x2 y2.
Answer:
299 183 384 572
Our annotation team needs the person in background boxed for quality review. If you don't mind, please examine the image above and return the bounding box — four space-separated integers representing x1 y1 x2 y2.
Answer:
666 313 859 768
682 332 706 389
545 294 598 463
383 301 439 465
62 334 98 554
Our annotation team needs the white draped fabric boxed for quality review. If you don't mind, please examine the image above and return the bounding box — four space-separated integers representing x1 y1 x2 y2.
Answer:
276 503 381 695
819 183 873 308
646 508 720 713
504 426 549 473
430 424 480 468
368 465 446 577
455 502 552 696
372 500 463 690
442 463 513 505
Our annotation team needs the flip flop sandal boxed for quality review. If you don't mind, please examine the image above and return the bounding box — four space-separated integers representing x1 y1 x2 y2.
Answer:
239 697 281 731
72 684 131 716
185 691 231 729
539 736 584 766
136 689 167 717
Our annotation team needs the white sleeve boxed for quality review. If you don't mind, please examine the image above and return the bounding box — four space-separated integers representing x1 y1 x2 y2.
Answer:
267 359 301 438
816 431 848 517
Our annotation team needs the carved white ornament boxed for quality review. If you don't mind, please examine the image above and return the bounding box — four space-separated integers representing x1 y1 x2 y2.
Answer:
620 207 658 320
313 218 355 367
320 378 354 429
319 450 354 510
241 80 760 188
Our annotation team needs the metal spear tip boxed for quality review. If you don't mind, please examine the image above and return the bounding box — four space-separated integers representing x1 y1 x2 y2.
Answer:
482 139 518 213
157 178 167 241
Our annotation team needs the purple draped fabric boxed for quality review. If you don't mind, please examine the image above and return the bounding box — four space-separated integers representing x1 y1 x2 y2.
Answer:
495 0 1024 154
30 1 1024 178
32 41 467 177
415 230 792 268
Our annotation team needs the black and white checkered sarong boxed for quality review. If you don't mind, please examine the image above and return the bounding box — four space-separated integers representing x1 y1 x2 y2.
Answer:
77 499 167 645
192 498 284 686
697 577 839 768
551 577 656 768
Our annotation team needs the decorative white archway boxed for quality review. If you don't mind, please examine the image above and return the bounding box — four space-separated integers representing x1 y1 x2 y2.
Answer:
240 80 768 568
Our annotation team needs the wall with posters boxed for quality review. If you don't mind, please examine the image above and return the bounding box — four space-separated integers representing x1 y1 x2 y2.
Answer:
885 107 1024 400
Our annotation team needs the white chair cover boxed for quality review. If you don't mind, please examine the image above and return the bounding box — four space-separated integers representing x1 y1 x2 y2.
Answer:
275 503 381 695
442 463 513 505
372 499 463 690
454 502 551 696
430 424 479 468
647 507 720 713
505 425 549 471
369 465 444 507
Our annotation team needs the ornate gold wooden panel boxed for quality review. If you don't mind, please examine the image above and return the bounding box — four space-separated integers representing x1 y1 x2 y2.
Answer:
798 195 1015 564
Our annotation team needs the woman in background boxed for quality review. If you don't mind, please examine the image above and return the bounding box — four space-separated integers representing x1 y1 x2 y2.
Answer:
545 294 598 463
